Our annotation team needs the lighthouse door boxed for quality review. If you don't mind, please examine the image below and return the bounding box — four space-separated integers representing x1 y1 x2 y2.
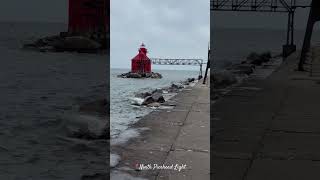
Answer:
138 60 145 74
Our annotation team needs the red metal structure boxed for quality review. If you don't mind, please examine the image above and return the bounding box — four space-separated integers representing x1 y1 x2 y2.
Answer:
131 43 152 73
68 0 108 47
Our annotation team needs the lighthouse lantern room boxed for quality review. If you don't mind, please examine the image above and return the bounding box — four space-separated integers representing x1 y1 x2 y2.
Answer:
131 43 152 73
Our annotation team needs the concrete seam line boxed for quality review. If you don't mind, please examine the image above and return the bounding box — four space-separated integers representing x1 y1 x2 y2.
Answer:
241 85 290 180
155 97 198 179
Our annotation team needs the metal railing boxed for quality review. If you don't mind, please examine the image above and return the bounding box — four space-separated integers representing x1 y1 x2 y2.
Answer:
150 58 206 79
150 58 203 66
211 0 310 12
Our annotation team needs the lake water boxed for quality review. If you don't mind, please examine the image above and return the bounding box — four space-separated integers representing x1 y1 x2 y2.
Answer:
212 28 320 69
0 22 108 179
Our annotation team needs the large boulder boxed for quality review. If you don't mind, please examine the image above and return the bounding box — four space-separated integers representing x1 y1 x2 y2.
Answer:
142 96 155 105
64 114 107 140
129 73 142 78
151 72 162 79
187 78 196 82
229 64 255 75
135 92 152 98
246 52 263 65
54 36 101 52
245 51 272 65
152 89 163 94
171 83 184 89
23 35 62 51
117 72 129 78
260 51 272 62
145 73 152 78
151 93 165 103
213 71 238 89
167 83 184 93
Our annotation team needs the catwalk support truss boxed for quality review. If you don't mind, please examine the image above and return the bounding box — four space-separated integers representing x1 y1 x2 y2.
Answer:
150 58 205 78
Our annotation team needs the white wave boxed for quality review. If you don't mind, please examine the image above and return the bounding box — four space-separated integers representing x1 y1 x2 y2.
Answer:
110 153 121 167
111 128 149 146
129 97 144 106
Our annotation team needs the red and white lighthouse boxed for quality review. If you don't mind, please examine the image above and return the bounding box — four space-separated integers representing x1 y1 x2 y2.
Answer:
131 43 152 73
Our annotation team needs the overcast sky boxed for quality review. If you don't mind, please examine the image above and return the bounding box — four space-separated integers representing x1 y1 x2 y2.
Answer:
110 0 210 70
0 1 67 23
0 0 317 69
0 0 312 27
0 0 313 27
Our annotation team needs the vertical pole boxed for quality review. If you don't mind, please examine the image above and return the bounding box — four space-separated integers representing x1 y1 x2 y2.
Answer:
299 1 316 71
283 9 296 59
203 61 210 84
203 48 210 84
290 11 295 45
68 0 72 33
286 12 291 45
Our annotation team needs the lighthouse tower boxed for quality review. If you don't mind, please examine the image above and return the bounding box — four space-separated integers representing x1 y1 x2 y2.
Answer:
131 43 152 74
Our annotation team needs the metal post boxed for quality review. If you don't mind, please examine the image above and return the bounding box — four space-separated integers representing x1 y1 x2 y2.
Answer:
203 48 210 84
286 12 291 45
283 10 296 59
299 0 320 71
203 60 210 85
290 11 295 45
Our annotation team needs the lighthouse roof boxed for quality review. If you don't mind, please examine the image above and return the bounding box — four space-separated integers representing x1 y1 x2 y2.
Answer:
132 44 150 61
132 51 150 61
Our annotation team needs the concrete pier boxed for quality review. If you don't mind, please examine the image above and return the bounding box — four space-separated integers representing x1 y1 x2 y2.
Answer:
212 48 320 180
111 79 210 179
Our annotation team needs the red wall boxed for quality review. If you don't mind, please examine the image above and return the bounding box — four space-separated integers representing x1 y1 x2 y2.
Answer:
131 59 151 74
68 0 108 34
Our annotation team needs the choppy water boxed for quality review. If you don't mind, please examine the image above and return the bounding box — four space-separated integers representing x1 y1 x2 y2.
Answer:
110 68 199 141
0 22 108 179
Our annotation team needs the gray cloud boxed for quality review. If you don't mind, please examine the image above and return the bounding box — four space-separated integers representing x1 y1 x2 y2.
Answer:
111 0 210 70
0 1 67 22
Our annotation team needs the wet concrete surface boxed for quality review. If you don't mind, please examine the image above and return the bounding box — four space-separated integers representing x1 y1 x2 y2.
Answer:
212 49 320 180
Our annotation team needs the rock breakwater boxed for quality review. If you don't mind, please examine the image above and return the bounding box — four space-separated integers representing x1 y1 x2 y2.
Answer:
132 78 196 107
23 33 107 53
117 72 162 79
213 51 281 101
